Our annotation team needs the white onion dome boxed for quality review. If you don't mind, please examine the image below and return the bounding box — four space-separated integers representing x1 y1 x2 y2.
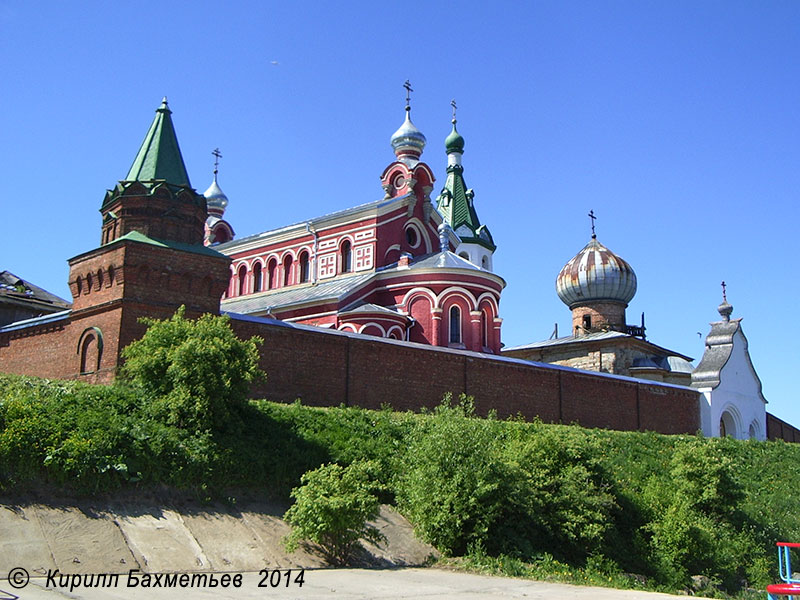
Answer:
391 108 426 159
556 236 637 308
203 178 228 216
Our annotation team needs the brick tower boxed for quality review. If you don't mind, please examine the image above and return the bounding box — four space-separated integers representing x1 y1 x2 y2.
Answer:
65 99 231 380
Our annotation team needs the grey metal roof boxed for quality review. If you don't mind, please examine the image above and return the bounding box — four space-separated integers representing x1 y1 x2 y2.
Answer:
339 302 405 317
221 272 374 314
505 330 693 361
0 271 71 309
691 317 763 393
504 330 629 351
0 309 72 333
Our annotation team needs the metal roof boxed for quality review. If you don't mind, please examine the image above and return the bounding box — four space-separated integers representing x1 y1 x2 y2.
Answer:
505 330 692 361
0 309 71 333
221 272 374 314
125 98 192 188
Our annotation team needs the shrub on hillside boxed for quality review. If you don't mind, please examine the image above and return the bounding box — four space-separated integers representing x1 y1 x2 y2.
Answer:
120 307 263 433
645 439 764 590
397 394 507 555
493 427 617 561
283 460 386 566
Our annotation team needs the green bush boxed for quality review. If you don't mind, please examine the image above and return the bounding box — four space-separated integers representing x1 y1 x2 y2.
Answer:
283 460 386 566
397 394 506 555
120 307 263 432
493 426 617 561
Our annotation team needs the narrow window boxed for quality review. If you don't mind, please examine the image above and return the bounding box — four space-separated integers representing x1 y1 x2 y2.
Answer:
253 263 263 292
299 252 310 283
283 255 293 286
80 334 96 374
267 259 277 289
341 240 352 273
481 309 489 348
583 314 592 331
449 306 461 344
238 265 247 295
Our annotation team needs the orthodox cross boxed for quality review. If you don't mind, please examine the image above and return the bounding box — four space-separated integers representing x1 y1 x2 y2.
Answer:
404 80 413 110
588 209 597 238
721 280 727 302
212 148 222 180
451 99 457 121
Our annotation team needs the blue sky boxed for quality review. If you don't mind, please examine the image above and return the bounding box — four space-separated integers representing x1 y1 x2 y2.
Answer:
3 2 798 426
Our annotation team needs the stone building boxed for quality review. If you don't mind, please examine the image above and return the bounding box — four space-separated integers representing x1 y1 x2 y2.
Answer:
503 231 694 386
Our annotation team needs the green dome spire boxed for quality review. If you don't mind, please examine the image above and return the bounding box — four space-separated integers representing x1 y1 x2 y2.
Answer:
445 119 465 154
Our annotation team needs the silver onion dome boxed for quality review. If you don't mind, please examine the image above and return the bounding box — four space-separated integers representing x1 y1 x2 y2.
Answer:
203 178 228 215
556 237 637 308
390 109 426 157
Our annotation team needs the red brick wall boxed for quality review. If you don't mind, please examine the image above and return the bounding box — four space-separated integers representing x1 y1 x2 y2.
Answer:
767 412 800 442
1 305 700 434
229 317 700 434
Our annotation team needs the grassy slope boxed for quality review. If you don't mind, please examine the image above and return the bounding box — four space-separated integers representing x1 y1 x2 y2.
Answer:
1 373 798 598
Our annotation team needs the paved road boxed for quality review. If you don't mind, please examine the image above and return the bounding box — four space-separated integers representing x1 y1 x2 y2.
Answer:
4 567 688 600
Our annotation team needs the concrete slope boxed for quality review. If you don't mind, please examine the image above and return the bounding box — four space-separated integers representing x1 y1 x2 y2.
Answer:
0 496 436 575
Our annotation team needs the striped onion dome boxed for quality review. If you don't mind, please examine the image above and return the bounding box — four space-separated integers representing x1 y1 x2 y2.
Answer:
556 236 637 308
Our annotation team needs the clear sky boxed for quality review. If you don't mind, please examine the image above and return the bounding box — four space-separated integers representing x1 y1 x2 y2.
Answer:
3 2 798 426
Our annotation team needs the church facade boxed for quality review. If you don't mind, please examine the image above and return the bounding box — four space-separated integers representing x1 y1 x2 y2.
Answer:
210 101 504 354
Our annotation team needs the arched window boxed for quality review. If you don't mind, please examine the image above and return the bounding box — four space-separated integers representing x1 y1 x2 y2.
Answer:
108 266 115 285
299 251 310 283
283 255 293 286
253 263 263 292
583 314 592 331
459 252 469 260
449 305 461 344
237 264 247 295
80 334 96 374
481 308 489 348
86 273 93 294
77 327 103 375
76 276 83 295
481 256 489 270
96 269 104 289
267 259 277 290
341 240 352 273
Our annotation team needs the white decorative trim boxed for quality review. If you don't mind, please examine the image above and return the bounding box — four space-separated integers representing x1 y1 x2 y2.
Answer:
358 322 387 337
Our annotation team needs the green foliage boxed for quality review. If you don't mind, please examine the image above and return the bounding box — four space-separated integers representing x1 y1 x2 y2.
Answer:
5 374 800 598
120 306 263 432
283 460 386 566
494 426 617 561
397 394 506 555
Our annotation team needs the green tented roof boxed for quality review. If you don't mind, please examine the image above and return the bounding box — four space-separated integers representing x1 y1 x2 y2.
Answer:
125 98 192 188
436 164 495 251
113 230 227 258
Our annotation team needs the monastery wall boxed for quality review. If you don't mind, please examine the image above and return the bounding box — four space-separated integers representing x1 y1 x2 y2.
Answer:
230 315 700 433
766 412 800 443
